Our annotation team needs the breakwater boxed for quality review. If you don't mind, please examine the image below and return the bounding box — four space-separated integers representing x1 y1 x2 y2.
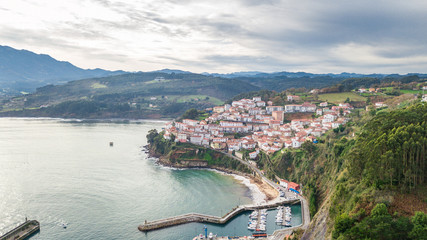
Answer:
0 220 40 240
138 199 300 231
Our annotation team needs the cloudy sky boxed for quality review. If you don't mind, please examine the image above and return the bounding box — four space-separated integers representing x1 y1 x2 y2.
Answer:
1 0 427 73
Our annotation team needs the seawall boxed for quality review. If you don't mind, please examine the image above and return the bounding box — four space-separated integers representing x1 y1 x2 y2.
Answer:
138 199 300 232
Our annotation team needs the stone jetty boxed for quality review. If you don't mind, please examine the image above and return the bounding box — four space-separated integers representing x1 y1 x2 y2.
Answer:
138 198 299 231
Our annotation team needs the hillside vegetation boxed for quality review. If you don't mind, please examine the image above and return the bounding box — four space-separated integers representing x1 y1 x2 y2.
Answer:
0 72 259 118
233 102 426 239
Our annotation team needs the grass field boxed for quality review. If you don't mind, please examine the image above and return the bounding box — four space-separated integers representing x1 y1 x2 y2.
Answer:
144 79 172 84
400 89 423 94
174 95 224 105
150 94 224 106
318 92 366 103
91 83 108 89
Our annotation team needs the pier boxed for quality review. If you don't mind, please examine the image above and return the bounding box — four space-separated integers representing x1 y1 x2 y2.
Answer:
0 220 40 240
138 199 299 231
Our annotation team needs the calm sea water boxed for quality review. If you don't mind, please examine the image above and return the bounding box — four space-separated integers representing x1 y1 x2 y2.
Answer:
0 118 300 239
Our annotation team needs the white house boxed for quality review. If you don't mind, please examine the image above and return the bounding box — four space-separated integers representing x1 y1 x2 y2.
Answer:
190 135 203 145
249 151 258 159
292 138 302 148
183 119 199 126
266 106 284 114
280 179 289 188
256 101 266 107
177 133 187 142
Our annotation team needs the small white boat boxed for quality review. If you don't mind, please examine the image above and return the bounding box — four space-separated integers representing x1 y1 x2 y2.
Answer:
248 224 256 230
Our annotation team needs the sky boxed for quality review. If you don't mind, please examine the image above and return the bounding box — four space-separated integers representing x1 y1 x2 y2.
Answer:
1 0 427 74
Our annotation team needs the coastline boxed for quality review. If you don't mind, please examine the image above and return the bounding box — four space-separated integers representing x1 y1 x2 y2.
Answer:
145 145 278 205
0 116 172 123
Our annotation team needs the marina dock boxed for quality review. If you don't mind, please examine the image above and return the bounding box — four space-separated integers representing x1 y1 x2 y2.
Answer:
0 220 40 240
138 199 299 231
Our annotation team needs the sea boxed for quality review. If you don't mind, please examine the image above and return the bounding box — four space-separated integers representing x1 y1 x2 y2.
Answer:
0 118 301 240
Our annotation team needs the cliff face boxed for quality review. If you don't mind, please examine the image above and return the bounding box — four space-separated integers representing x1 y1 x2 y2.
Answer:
302 194 332 240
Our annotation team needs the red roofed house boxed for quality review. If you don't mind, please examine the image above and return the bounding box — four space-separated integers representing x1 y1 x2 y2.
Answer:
320 102 328 107
288 182 300 191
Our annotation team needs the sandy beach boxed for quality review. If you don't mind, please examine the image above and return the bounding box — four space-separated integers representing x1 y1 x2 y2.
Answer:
229 173 278 204
148 147 279 205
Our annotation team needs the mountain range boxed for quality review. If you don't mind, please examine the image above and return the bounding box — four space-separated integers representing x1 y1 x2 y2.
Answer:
0 45 125 94
2 45 426 96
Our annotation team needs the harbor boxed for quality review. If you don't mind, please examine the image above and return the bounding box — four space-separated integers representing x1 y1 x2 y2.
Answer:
0 220 40 240
189 206 298 239
138 198 299 232
139 144 310 238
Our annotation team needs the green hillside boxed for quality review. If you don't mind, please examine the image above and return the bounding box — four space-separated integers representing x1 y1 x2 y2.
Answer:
0 72 259 118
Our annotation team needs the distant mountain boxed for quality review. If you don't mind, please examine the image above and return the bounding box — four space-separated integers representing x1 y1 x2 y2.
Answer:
0 45 126 93
152 69 192 74
205 71 265 78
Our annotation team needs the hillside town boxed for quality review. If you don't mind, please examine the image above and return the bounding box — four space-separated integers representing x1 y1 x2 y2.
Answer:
163 96 353 159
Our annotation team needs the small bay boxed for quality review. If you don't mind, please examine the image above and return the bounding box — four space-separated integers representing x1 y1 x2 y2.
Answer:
0 118 300 240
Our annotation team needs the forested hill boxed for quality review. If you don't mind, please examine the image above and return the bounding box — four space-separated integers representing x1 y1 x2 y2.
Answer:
212 72 427 92
0 72 259 119
348 103 426 190
302 102 427 239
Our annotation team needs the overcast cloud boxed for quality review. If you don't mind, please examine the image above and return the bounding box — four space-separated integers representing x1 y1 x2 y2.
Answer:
1 0 426 73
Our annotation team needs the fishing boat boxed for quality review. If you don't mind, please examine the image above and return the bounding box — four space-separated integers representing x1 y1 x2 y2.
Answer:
252 230 267 238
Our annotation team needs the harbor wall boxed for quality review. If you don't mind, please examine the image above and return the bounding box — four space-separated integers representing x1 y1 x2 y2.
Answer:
139 199 300 232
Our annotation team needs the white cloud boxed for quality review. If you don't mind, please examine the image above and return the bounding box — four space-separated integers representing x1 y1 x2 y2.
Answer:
0 0 426 73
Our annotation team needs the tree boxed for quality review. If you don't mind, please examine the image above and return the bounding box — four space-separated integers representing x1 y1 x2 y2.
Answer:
333 213 354 239
371 203 389 217
146 129 158 144
301 141 316 158
170 133 176 142
410 211 427 240
272 95 285 105
180 108 199 120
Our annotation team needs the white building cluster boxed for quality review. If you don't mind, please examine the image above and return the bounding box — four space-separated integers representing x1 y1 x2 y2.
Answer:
163 96 352 157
